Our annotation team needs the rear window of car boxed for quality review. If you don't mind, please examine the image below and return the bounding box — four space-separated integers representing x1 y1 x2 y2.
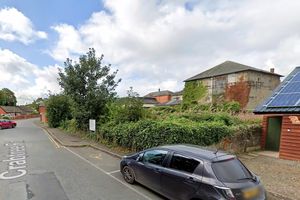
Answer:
169 154 199 173
212 158 252 182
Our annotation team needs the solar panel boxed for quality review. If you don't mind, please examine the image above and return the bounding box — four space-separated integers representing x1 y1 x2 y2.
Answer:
292 72 300 81
268 93 300 107
281 82 300 93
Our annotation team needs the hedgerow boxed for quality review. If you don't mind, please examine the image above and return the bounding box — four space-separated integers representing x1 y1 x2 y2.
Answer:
98 120 231 151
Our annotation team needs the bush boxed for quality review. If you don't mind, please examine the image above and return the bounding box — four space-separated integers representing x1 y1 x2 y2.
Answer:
60 119 77 133
98 120 231 151
46 94 72 128
107 97 144 123
178 112 241 126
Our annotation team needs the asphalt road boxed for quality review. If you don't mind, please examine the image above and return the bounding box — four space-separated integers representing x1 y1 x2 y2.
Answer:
0 119 165 200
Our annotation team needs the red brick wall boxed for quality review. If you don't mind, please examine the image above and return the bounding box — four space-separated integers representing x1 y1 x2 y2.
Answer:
0 107 7 115
155 95 172 104
279 115 300 160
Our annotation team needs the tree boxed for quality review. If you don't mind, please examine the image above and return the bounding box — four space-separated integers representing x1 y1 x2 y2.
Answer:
27 97 45 112
58 48 121 129
108 87 144 123
0 88 17 106
46 94 72 128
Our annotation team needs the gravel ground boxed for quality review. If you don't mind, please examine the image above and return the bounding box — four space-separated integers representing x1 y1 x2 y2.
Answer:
239 154 300 200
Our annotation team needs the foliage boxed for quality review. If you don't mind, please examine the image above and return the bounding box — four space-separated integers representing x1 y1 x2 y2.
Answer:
181 101 241 114
46 94 72 128
26 97 46 112
99 120 231 151
173 112 241 126
58 48 121 129
60 119 78 133
182 81 207 106
107 87 144 123
0 115 11 119
0 88 17 106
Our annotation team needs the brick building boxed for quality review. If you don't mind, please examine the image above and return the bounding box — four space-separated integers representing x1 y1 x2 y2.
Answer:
184 61 282 110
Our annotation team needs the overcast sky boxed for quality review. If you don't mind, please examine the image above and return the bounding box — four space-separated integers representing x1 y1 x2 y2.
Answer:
1 0 300 104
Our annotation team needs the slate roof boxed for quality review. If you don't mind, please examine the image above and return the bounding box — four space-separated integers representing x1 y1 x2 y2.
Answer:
0 106 23 113
145 90 174 97
254 67 300 114
184 60 282 82
19 106 35 114
139 97 158 105
160 98 182 106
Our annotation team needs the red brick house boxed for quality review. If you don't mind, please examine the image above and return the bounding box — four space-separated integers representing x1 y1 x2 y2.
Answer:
145 90 174 104
254 67 300 161
0 106 23 117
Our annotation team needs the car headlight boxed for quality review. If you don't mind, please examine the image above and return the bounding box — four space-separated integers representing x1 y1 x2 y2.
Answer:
214 186 236 200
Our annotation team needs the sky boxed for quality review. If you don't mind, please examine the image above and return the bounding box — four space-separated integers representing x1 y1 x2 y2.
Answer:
1 0 300 104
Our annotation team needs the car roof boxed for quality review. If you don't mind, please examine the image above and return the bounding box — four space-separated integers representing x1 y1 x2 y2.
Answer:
158 144 234 162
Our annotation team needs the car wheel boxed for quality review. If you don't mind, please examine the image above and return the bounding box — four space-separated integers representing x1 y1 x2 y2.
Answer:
122 166 135 184
12 124 16 128
0 126 2 130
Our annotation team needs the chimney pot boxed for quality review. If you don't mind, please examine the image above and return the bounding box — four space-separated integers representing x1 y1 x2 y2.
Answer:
270 68 275 73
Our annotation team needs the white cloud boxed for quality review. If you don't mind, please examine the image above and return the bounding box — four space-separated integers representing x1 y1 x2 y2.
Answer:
0 7 47 44
49 0 300 96
0 49 61 104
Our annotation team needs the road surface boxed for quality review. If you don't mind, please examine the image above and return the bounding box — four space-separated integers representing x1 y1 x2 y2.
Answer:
0 119 164 200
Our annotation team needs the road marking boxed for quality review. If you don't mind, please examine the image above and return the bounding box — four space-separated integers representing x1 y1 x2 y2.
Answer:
42 129 60 148
0 142 27 180
107 170 120 174
63 146 153 200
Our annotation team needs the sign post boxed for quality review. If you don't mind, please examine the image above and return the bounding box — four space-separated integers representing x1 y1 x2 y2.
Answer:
89 119 96 133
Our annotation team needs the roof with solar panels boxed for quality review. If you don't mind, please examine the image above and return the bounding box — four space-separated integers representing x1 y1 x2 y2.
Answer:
254 67 300 114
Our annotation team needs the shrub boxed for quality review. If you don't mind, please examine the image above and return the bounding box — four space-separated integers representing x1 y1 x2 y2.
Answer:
46 94 72 128
98 120 231 151
178 112 240 126
107 97 144 123
60 119 78 133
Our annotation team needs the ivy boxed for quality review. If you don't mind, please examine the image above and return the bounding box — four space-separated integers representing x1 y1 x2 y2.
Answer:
183 80 208 105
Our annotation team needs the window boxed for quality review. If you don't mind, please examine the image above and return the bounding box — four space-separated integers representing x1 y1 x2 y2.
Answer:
169 154 199 173
212 158 252 182
143 150 168 166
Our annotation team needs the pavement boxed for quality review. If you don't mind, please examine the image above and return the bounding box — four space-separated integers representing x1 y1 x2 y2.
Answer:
0 119 165 200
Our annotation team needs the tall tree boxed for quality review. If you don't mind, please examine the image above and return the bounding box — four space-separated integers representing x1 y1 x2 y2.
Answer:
58 48 121 128
0 88 17 106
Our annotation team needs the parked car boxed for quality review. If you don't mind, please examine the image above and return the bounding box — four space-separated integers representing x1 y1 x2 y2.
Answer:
0 119 17 129
120 144 266 200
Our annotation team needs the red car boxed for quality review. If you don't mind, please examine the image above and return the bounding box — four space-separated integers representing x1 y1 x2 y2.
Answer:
0 119 17 129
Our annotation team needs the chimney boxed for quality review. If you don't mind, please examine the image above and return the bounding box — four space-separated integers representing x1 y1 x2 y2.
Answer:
270 68 275 73
158 88 160 92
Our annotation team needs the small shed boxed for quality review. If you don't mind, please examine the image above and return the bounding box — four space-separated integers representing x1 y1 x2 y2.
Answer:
254 67 300 160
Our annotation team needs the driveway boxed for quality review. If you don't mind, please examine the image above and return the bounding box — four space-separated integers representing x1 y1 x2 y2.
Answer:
240 153 300 200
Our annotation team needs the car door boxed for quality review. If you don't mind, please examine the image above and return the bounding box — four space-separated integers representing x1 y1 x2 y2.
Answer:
2 120 9 128
161 153 203 200
133 149 168 192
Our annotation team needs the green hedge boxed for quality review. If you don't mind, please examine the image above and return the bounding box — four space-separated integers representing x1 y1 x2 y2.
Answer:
98 120 231 151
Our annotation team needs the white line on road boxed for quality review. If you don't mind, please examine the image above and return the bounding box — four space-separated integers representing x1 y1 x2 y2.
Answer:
42 129 60 148
107 170 120 174
63 146 153 200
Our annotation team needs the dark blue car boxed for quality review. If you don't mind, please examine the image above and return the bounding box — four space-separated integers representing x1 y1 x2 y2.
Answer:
120 144 266 200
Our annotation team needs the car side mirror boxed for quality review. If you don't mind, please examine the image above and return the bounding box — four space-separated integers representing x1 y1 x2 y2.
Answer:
136 153 143 162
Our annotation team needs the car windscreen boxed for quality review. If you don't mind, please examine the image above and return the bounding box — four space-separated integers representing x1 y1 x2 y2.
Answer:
212 158 253 182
